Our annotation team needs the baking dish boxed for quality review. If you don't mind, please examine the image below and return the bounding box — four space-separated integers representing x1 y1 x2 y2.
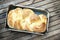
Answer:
6 5 49 35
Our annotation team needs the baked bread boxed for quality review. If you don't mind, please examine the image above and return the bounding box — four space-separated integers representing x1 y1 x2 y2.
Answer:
22 9 34 19
20 9 35 30
7 8 47 32
7 10 15 28
25 14 40 31
8 8 23 30
39 14 47 24
33 22 46 32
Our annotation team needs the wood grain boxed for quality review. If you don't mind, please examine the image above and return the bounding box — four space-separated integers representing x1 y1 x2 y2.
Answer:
27 0 58 7
0 0 60 40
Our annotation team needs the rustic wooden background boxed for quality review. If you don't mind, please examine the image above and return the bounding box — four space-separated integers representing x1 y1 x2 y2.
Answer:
0 0 60 40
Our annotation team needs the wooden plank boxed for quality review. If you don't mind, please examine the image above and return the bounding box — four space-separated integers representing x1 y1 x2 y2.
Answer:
0 13 6 19
0 28 8 33
42 33 60 40
15 0 44 6
30 29 60 40
15 34 37 40
48 5 60 12
0 32 28 40
29 33 60 40
48 24 60 32
36 1 60 9
27 0 58 7
0 0 30 14
19 0 34 5
0 31 17 39
0 0 15 4
50 19 60 27
50 15 60 22
0 18 6 24
0 8 8 14
0 0 27 9
49 10 60 17
41 30 60 40
34 0 43 3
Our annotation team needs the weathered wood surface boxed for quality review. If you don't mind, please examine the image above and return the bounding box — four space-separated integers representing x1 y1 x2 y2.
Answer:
0 0 60 40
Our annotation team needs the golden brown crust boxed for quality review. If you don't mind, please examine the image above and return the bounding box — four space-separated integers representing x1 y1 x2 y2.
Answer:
26 24 34 32
8 19 13 28
33 23 46 32
8 8 23 29
7 10 14 28
22 9 34 19
39 14 47 24
7 8 47 33
14 20 22 30
30 14 40 23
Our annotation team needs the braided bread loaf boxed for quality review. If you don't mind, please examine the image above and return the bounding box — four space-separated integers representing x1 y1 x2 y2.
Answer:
7 8 47 32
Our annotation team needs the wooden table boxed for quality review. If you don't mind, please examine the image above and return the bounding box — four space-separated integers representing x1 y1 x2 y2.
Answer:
0 0 60 40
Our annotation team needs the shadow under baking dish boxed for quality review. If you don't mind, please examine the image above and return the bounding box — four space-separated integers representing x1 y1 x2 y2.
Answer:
6 5 49 35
